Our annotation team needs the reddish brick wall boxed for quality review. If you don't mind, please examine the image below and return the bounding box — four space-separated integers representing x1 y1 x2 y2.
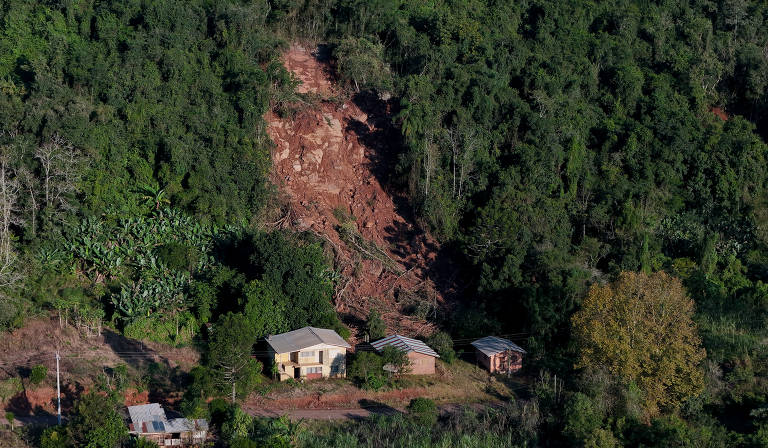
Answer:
477 350 523 373
408 352 436 375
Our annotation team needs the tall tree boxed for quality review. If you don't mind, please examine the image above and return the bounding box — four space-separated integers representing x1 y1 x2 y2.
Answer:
67 392 127 448
209 312 261 403
571 271 706 417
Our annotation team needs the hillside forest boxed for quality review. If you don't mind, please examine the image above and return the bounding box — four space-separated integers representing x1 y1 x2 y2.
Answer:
0 0 767 446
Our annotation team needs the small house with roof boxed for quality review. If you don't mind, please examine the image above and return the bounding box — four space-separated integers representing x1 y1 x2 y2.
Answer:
266 326 351 381
471 336 526 373
127 403 208 446
370 334 440 375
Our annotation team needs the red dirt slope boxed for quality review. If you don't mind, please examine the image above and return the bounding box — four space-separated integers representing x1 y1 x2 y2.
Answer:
266 45 458 340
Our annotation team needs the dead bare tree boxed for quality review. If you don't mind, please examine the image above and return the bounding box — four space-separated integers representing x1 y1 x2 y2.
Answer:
0 151 22 293
458 126 480 200
422 130 437 197
34 134 80 218
16 167 38 237
444 123 480 200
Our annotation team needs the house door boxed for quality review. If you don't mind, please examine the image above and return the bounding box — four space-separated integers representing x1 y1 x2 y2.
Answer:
294 368 301 379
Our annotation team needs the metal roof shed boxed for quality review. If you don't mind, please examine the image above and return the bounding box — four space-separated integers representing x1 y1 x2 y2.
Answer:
370 334 439 375
470 336 526 357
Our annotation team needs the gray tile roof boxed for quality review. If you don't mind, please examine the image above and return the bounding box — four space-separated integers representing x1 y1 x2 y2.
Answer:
370 334 440 358
266 326 351 354
470 336 526 357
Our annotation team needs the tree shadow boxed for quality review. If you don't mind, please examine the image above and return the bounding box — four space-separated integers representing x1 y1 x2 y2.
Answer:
340 313 366 332
102 329 188 409
61 382 84 412
346 90 410 220
102 329 167 372
344 89 468 310
355 399 401 420
6 391 31 415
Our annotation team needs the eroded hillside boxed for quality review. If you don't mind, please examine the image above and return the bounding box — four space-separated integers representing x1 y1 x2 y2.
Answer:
266 45 457 339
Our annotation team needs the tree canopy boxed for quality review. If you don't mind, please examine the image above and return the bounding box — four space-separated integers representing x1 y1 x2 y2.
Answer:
572 271 706 416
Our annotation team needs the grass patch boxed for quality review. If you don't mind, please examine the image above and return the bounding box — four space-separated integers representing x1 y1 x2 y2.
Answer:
0 378 22 401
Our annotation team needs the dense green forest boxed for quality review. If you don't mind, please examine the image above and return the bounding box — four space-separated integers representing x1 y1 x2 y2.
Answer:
1 0 767 446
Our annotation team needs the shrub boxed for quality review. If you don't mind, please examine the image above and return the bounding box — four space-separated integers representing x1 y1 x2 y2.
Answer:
29 364 48 385
208 398 232 427
40 426 72 448
381 346 410 375
407 398 438 427
365 309 386 341
130 437 160 448
155 242 199 271
427 332 456 364
0 377 22 400
348 352 385 388
363 374 387 391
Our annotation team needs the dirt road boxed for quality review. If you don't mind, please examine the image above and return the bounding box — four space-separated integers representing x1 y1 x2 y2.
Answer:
247 402 501 421
249 405 402 421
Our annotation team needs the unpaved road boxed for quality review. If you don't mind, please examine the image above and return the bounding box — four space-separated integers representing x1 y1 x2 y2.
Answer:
250 406 402 421
247 402 500 421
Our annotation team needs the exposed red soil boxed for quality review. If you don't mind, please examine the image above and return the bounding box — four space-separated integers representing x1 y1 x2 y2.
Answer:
267 45 459 341
124 388 150 406
711 106 728 121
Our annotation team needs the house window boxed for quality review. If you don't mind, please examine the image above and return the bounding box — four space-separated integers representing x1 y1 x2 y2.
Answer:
300 351 315 358
305 367 321 374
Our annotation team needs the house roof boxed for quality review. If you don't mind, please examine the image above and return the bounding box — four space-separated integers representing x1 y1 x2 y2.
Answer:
127 403 208 435
165 418 209 433
470 336 526 357
128 403 166 434
266 326 351 353
370 334 440 358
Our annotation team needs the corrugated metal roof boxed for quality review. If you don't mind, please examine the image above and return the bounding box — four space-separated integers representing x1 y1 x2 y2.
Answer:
470 336 526 357
370 334 440 358
164 418 209 432
165 418 195 433
266 326 351 353
128 403 166 433
127 403 208 435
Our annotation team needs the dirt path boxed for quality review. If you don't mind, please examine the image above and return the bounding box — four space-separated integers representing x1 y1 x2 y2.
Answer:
267 44 460 340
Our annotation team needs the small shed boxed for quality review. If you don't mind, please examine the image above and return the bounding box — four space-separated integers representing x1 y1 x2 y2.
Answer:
127 403 208 446
471 336 526 373
370 334 440 375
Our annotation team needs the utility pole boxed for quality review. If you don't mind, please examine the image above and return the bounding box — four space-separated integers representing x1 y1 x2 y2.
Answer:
56 351 61 425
